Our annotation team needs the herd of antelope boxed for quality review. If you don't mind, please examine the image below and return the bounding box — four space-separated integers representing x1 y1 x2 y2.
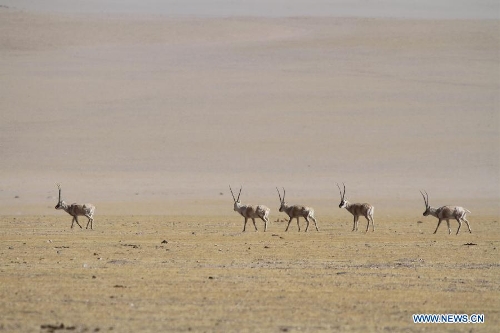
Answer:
54 183 472 235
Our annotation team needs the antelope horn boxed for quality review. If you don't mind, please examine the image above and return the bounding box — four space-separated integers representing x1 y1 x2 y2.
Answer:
282 187 286 201
276 187 282 202
337 183 346 200
336 183 343 199
56 183 61 202
229 185 236 202
237 186 242 202
420 190 428 207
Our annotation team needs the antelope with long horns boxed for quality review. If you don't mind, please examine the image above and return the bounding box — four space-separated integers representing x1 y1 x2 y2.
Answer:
276 187 319 232
420 191 471 235
230 186 270 232
337 183 375 232
55 184 95 229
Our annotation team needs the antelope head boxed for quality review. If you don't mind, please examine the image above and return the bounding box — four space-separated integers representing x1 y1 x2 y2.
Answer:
276 187 287 212
420 190 431 216
55 183 64 210
229 185 242 212
337 183 348 208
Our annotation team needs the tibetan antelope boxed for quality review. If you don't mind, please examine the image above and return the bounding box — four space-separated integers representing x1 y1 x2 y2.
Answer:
55 184 95 229
337 183 375 232
230 186 270 232
276 187 319 232
420 190 471 235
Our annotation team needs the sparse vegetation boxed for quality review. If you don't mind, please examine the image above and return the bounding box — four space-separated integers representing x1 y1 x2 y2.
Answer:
1 214 499 332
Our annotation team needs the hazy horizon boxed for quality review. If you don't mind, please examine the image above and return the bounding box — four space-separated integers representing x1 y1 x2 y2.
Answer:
0 6 498 215
1 0 499 19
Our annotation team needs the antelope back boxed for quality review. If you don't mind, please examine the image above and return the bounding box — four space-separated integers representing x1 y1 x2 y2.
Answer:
437 206 454 219
347 203 373 217
286 204 310 218
67 203 94 217
437 206 466 219
241 205 257 218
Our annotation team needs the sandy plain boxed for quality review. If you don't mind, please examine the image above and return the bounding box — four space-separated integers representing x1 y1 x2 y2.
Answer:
0 4 499 332
1 214 499 332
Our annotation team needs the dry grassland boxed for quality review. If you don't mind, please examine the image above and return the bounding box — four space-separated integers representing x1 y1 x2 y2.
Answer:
1 213 499 332
0 7 498 333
